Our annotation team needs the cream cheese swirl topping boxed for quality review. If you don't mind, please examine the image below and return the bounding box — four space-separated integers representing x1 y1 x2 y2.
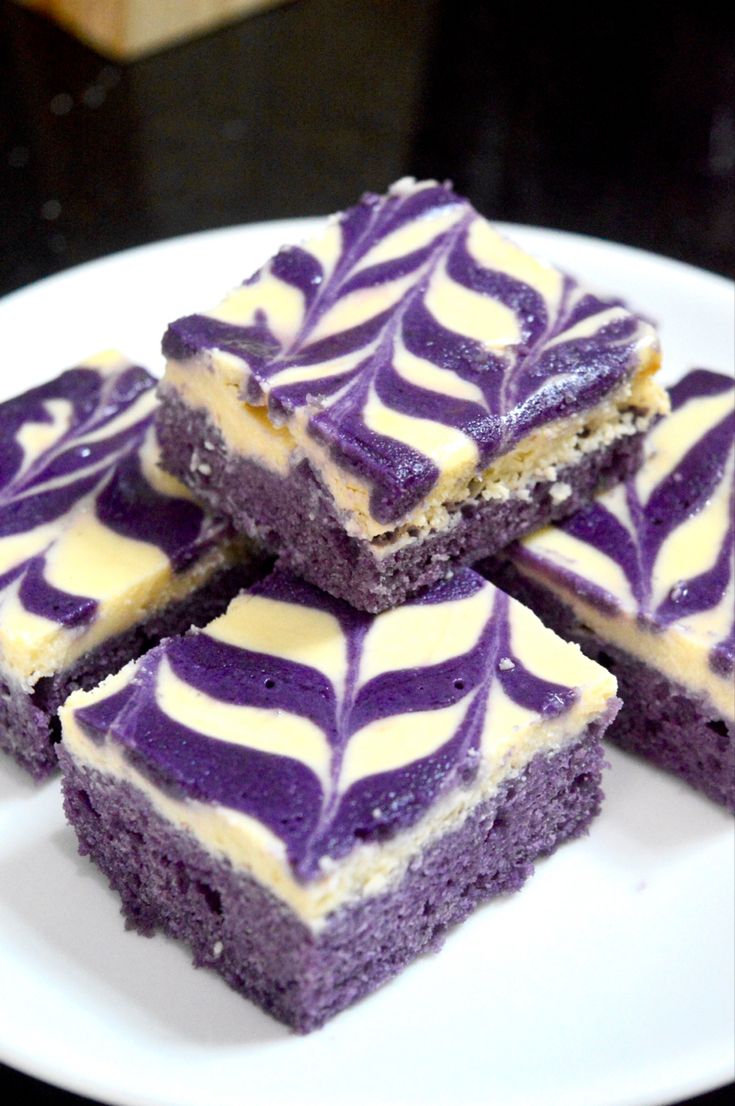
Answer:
511 370 735 716
0 352 233 686
66 568 616 882
162 178 661 528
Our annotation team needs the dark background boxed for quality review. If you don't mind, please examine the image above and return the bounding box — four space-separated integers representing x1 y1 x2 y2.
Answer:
1 0 734 298
0 0 733 1103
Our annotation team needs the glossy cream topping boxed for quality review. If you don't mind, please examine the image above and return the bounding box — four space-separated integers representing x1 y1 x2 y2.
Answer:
511 370 735 718
61 568 617 927
162 178 664 539
162 354 665 546
0 353 238 689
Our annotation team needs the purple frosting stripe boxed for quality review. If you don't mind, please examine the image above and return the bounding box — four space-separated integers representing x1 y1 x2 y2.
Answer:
518 369 735 676
0 360 229 639
167 633 340 741
18 555 97 628
0 472 102 541
163 181 653 524
95 452 210 572
77 568 585 881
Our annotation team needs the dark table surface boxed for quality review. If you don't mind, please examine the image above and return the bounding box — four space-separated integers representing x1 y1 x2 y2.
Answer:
0 1 733 1104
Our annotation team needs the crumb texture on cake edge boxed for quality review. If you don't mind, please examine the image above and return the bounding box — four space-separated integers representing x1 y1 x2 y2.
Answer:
159 177 666 542
58 707 610 1031
159 350 666 546
58 569 619 924
155 388 649 611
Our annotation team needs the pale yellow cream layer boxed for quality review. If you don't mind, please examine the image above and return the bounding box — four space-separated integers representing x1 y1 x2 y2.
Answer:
0 530 242 691
0 355 245 690
61 585 616 929
163 352 666 548
514 384 735 719
162 182 665 543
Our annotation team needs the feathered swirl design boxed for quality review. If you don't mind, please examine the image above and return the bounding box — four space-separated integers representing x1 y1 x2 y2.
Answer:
73 568 601 879
515 370 735 678
163 180 658 523
0 358 223 633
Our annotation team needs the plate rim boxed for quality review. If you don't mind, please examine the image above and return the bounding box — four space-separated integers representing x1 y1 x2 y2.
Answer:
1 216 733 313
0 219 733 1106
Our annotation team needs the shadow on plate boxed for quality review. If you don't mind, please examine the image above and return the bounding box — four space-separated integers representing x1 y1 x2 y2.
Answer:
596 745 731 863
0 756 49 803
0 826 288 1048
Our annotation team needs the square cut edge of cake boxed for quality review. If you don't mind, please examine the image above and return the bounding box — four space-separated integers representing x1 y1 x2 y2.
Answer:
0 350 267 780
58 565 620 1031
156 177 668 612
481 368 735 811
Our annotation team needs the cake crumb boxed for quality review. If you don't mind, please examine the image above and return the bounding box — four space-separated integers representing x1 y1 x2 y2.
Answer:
550 481 572 504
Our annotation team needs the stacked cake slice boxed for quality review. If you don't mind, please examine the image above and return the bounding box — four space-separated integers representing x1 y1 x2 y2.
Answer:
59 567 619 1031
0 351 265 778
157 178 667 612
11 178 699 1032
483 369 734 810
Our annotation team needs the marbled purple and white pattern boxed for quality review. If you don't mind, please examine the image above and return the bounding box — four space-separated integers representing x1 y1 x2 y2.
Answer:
162 179 660 525
512 370 735 684
0 355 233 681
67 567 616 881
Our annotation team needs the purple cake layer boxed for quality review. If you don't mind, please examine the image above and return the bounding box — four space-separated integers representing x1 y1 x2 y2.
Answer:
159 179 665 611
161 179 662 529
59 716 607 1033
0 358 224 634
0 562 264 781
484 559 735 811
157 390 646 613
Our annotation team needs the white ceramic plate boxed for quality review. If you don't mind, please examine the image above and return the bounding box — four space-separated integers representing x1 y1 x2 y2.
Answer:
0 222 733 1106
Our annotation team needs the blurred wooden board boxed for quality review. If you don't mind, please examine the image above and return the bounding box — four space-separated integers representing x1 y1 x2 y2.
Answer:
16 0 290 59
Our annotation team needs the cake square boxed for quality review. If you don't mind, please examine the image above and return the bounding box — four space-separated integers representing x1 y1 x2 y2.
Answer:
0 351 266 780
483 369 734 810
157 177 667 613
59 567 619 1031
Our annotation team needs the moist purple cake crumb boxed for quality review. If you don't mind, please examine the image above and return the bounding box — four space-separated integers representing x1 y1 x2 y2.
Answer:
58 716 608 1033
483 559 735 811
0 563 264 781
156 390 646 614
